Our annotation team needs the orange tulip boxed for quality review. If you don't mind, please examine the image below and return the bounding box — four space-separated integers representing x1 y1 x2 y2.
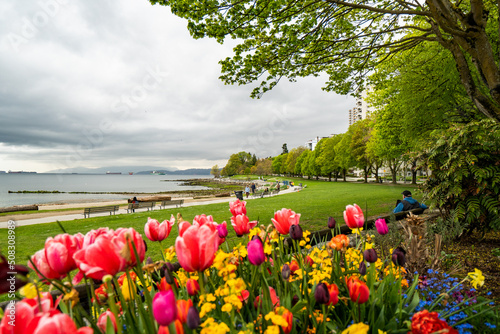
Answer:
347 276 369 304
176 299 193 324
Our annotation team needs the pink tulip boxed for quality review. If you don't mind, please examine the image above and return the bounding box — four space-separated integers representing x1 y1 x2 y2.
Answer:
271 208 301 235
115 228 146 267
343 204 364 229
230 214 258 237
229 199 247 216
193 214 214 226
153 290 177 326
216 221 228 238
375 218 389 235
97 310 117 333
175 223 218 272
30 312 93 334
81 227 111 248
247 238 265 266
73 232 127 280
44 234 82 276
30 249 65 281
145 216 175 242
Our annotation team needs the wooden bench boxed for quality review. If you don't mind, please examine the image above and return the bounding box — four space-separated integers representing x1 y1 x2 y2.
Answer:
159 199 184 209
127 202 156 213
83 205 120 218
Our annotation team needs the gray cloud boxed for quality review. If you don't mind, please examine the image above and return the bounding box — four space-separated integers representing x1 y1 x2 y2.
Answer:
0 0 354 172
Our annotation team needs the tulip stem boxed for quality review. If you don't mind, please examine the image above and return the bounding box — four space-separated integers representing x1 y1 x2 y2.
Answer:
159 240 167 262
198 270 206 295
168 322 177 334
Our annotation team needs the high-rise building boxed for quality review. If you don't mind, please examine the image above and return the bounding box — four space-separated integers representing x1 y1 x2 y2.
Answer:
349 90 373 126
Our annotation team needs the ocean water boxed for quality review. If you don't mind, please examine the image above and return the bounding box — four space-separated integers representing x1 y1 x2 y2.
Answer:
0 173 211 207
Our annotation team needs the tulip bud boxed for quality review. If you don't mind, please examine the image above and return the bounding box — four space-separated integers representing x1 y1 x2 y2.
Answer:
153 290 177 326
292 294 299 307
186 278 200 296
359 261 367 275
216 222 228 238
187 306 200 329
314 283 330 305
289 224 303 240
363 249 378 263
163 263 175 285
392 247 406 266
327 217 336 229
375 218 389 235
282 264 291 280
247 238 265 266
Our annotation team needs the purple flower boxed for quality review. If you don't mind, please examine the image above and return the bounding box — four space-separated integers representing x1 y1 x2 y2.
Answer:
363 249 378 263
314 283 330 304
327 217 336 229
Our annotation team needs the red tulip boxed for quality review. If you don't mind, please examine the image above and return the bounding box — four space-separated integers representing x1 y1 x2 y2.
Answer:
375 218 389 235
347 276 370 304
247 238 265 266
175 223 218 272
238 290 250 304
157 277 172 292
30 249 65 281
271 208 301 235
281 308 293 334
186 278 200 296
153 290 177 326
176 299 193 323
30 312 94 334
44 233 82 276
326 283 339 306
343 204 364 229
144 216 175 242
230 214 258 237
97 310 117 333
254 287 280 309
410 310 458 334
158 320 184 334
73 232 126 280
229 199 247 216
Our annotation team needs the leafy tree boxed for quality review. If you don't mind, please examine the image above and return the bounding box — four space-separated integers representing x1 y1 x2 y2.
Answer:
349 119 374 183
210 164 221 178
308 139 326 180
280 153 289 175
334 132 354 181
294 149 308 177
316 136 343 181
284 146 307 176
151 0 500 121
300 150 312 178
222 151 254 176
272 155 284 175
418 120 500 233
252 158 273 176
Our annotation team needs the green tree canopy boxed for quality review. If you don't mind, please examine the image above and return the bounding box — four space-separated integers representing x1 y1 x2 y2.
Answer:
150 0 500 121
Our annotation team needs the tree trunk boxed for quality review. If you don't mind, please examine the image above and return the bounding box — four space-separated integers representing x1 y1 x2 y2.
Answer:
343 169 347 182
328 172 332 182
411 160 418 185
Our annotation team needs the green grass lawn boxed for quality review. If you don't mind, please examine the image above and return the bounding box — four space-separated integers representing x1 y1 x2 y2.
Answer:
0 178 421 266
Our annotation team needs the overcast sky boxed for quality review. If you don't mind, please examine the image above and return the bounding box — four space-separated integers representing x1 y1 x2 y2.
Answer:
0 0 354 173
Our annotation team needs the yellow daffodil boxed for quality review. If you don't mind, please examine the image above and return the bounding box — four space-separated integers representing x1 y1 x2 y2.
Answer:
467 268 485 289
121 276 136 301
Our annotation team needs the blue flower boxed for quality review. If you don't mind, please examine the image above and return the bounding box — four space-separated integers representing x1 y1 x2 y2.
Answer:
485 323 497 329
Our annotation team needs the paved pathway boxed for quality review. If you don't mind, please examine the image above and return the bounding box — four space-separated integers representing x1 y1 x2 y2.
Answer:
0 187 298 228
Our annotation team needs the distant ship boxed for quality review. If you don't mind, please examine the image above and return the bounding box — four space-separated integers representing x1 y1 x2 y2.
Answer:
8 170 36 174
106 171 122 175
129 172 134 175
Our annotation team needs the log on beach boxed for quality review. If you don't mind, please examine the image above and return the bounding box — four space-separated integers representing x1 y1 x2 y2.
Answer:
128 195 172 203
0 205 39 213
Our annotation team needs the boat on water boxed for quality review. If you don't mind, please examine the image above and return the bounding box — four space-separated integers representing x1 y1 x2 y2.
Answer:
129 172 134 175
106 171 122 175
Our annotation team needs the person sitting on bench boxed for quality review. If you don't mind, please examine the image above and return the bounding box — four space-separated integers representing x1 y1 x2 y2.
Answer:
393 190 428 213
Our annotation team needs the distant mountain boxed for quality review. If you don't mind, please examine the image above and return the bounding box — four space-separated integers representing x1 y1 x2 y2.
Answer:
46 166 178 174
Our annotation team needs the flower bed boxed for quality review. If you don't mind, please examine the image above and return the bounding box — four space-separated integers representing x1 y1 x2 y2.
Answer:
2 200 498 333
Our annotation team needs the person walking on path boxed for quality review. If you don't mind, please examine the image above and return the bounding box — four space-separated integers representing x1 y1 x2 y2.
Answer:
251 183 256 195
245 185 250 198
393 190 428 213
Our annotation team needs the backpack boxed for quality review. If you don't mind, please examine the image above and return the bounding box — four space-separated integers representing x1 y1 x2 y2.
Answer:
402 199 421 211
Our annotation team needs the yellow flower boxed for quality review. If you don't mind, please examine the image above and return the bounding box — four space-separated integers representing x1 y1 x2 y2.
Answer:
351 227 364 235
264 242 272 255
121 277 136 301
19 283 37 298
265 311 288 327
164 246 176 261
199 302 216 318
378 330 387 334
221 303 233 313
264 325 280 334
342 322 369 334
467 268 485 289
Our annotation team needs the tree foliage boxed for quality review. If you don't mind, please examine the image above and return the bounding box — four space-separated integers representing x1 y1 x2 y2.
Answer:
150 0 500 121
419 120 500 233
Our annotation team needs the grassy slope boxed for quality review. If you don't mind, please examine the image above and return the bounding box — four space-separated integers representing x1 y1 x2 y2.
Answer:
1 178 419 265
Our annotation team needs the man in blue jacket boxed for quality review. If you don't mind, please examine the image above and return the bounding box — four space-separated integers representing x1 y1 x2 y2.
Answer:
393 190 428 213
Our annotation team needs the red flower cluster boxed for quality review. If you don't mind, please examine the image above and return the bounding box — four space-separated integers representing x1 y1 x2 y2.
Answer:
409 310 458 334
229 200 258 237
